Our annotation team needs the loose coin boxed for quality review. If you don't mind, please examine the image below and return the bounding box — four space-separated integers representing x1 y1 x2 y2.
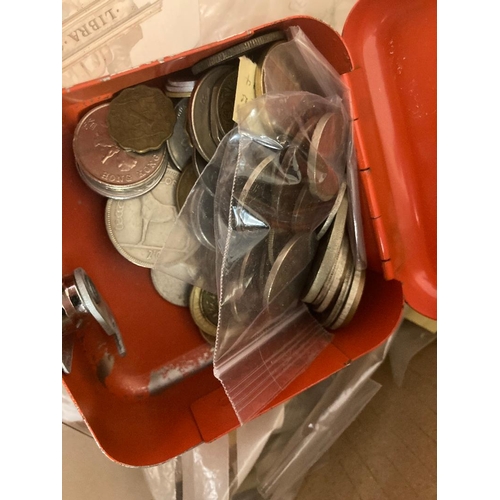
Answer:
105 166 180 268
189 187 216 251
263 233 316 313
175 161 198 211
108 85 176 153
73 103 168 199
215 69 238 136
193 150 209 177
151 269 192 307
254 41 286 97
301 196 349 303
165 72 197 93
167 98 193 172
198 328 216 346
189 287 218 336
189 65 234 161
191 30 286 76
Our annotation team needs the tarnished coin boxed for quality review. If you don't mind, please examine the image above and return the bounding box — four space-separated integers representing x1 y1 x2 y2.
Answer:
312 235 350 312
165 90 192 99
308 113 341 201
167 98 193 172
108 85 176 153
189 287 218 336
193 150 209 177
105 166 180 268
191 30 286 76
189 65 234 161
165 73 197 93
73 103 168 199
316 182 347 240
330 267 366 329
263 233 316 313
150 269 192 307
175 161 198 211
301 196 349 303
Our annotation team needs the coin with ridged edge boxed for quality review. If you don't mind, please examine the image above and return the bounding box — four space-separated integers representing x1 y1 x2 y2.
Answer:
191 31 286 76
108 85 175 153
189 286 218 336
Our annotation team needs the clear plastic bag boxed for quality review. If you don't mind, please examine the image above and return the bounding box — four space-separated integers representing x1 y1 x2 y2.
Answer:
153 26 364 423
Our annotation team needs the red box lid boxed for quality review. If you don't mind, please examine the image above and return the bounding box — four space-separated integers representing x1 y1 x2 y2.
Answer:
342 0 437 319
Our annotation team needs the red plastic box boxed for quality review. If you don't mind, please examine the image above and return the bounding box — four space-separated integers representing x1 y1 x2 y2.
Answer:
62 0 436 466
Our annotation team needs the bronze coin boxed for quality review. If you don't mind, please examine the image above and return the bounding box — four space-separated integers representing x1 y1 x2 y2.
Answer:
175 161 198 211
108 85 176 153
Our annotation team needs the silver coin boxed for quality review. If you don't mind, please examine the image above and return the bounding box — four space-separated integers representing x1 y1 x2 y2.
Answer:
330 267 366 329
191 30 286 76
167 99 193 172
105 166 180 268
189 65 234 162
192 150 209 177
190 187 216 251
316 181 347 240
312 235 350 312
301 196 349 303
73 103 168 199
150 268 192 307
317 255 355 329
263 233 316 313
307 113 340 202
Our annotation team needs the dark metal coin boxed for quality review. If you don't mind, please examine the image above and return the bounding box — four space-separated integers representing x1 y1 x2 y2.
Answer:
167 98 193 172
189 65 234 162
175 161 198 211
191 30 286 76
193 150 209 177
189 286 218 336
108 85 175 153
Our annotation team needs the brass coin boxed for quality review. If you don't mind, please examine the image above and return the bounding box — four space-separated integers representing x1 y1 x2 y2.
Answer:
108 85 175 153
175 161 198 211
189 286 218 336
191 30 286 76
301 196 349 303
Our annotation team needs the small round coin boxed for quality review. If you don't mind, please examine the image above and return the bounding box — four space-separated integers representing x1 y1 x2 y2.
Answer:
189 286 218 336
175 161 198 211
191 30 286 76
105 166 180 268
108 85 176 153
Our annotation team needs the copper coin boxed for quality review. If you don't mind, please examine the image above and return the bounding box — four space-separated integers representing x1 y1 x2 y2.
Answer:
107 85 175 153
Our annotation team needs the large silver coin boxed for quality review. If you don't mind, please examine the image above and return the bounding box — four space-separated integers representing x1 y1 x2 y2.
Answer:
150 269 192 307
301 196 349 303
189 65 234 162
167 98 193 172
330 267 366 329
316 181 347 240
263 233 316 313
105 166 180 268
312 235 350 312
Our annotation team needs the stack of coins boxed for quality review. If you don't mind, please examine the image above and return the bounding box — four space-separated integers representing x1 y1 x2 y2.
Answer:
71 29 366 343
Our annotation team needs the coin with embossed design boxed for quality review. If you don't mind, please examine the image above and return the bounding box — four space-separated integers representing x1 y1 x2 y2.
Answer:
73 103 168 199
108 85 175 153
151 268 193 307
105 166 180 268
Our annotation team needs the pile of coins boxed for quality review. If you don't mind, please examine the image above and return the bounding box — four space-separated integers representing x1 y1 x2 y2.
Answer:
71 28 366 344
